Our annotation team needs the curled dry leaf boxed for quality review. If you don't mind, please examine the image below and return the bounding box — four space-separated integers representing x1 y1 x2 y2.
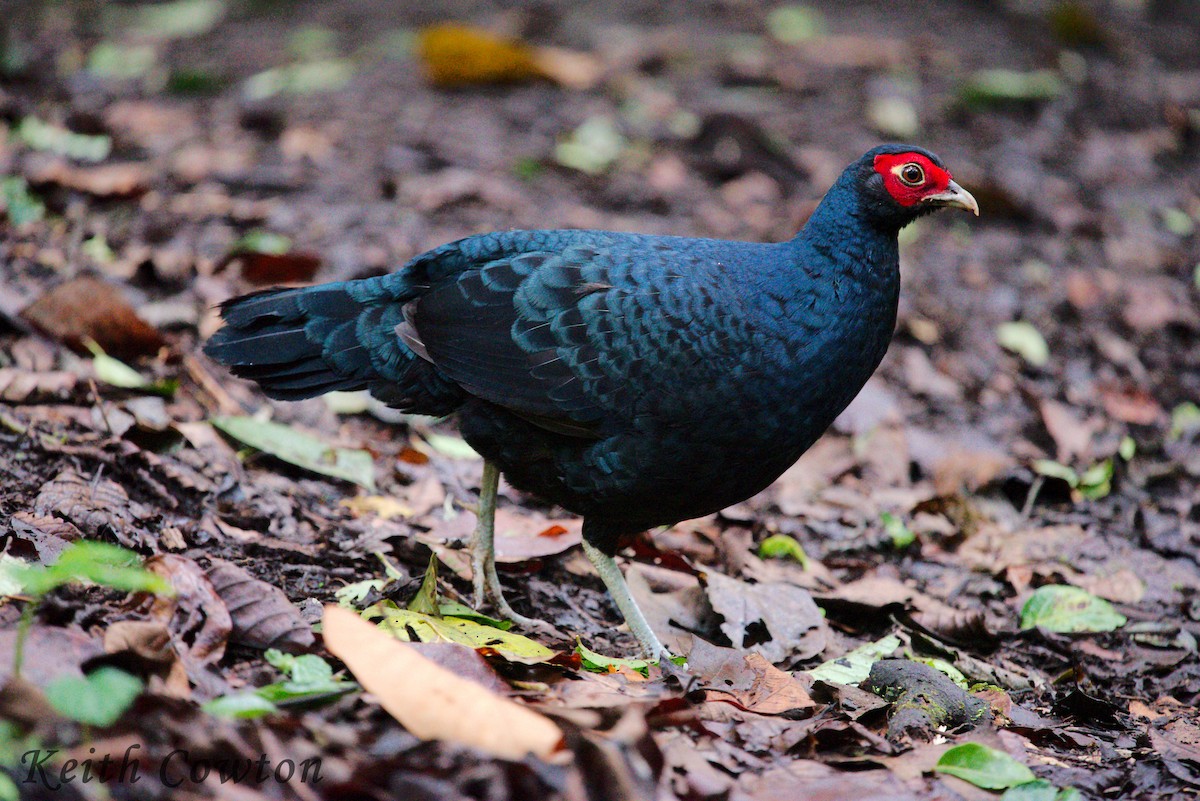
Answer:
688 640 815 716
26 158 152 198
0 368 77 403
34 468 149 548
8 511 81 564
205 558 315 652
20 277 164 359
322 605 565 761
704 570 828 663
142 554 231 693
104 620 190 698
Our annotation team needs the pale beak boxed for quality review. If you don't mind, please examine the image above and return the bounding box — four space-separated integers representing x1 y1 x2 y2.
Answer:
924 179 979 216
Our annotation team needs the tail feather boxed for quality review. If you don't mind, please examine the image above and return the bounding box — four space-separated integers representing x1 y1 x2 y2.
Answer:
204 281 463 412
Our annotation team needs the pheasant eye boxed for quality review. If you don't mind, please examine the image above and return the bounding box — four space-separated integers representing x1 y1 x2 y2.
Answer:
899 163 924 186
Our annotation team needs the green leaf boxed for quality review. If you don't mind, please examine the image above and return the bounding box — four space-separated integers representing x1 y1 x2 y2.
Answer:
757 533 811 568
87 42 157 80
1077 458 1113 500
212 415 376 489
1020 585 1126 633
806 634 901 684
1160 207 1195 237
85 339 177 396
202 692 279 719
766 5 826 43
1170 402 1200 441
422 432 480 460
368 601 556 661
997 321 1050 368
16 117 112 162
555 116 626 176
206 651 354 718
0 771 18 801
1001 780 1061 801
0 555 26 597
45 667 143 727
243 60 354 100
336 578 385 607
935 742 1037 789
1118 436 1136 461
576 640 651 676
1033 459 1078 486
233 230 292 255
114 0 227 40
1 176 45 225
882 512 915 549
407 554 441 616
961 69 1063 107
13 541 172 596
436 602 513 630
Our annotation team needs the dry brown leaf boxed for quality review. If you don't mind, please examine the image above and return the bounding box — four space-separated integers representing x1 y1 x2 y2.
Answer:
8 511 81 563
20 277 164 358
688 640 815 716
1040 399 1101 463
104 620 190 698
234 251 322 285
533 46 603 90
205 558 315 652
141 554 231 696
322 605 565 761
34 468 149 547
27 158 152 198
704 571 828 662
1099 384 1164 425
0 368 77 403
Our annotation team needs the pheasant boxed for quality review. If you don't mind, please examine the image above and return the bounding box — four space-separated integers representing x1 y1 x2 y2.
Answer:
205 144 978 658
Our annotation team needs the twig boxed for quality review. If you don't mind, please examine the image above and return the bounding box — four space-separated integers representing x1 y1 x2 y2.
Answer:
182 353 245 416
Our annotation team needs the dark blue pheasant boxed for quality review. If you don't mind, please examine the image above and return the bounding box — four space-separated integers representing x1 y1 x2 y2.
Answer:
205 144 977 658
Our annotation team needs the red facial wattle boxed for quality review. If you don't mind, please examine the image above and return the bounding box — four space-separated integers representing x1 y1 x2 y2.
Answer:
872 152 952 207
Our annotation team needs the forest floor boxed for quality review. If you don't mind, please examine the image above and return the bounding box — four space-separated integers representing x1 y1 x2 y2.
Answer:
1 1 1199 799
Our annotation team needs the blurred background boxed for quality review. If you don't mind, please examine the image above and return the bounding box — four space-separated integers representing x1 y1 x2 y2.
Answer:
2 0 1197 475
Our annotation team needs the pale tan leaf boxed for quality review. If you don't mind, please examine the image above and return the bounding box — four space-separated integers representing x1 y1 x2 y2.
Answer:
322 606 565 761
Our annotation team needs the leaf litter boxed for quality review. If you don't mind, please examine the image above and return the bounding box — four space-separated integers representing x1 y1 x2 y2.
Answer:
0 1 1197 799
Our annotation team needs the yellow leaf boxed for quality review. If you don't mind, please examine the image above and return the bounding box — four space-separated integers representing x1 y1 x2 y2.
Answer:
323 606 564 761
417 24 542 87
366 602 556 661
340 495 412 520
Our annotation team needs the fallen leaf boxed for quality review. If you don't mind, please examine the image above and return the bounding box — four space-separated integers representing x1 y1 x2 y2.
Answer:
341 495 413 520
806 635 901 685
367 601 555 662
104 620 190 698
20 277 165 359
26 158 151 198
206 558 315 652
1040 400 1101 463
212 415 376 489
323 605 564 760
704 570 828 662
688 640 815 715
1019 585 1127 633
417 24 543 87
34 468 149 547
997 321 1050 368
935 742 1036 789
141 554 231 693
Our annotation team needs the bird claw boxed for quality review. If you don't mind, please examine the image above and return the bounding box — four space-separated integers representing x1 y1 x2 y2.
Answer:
470 544 557 636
